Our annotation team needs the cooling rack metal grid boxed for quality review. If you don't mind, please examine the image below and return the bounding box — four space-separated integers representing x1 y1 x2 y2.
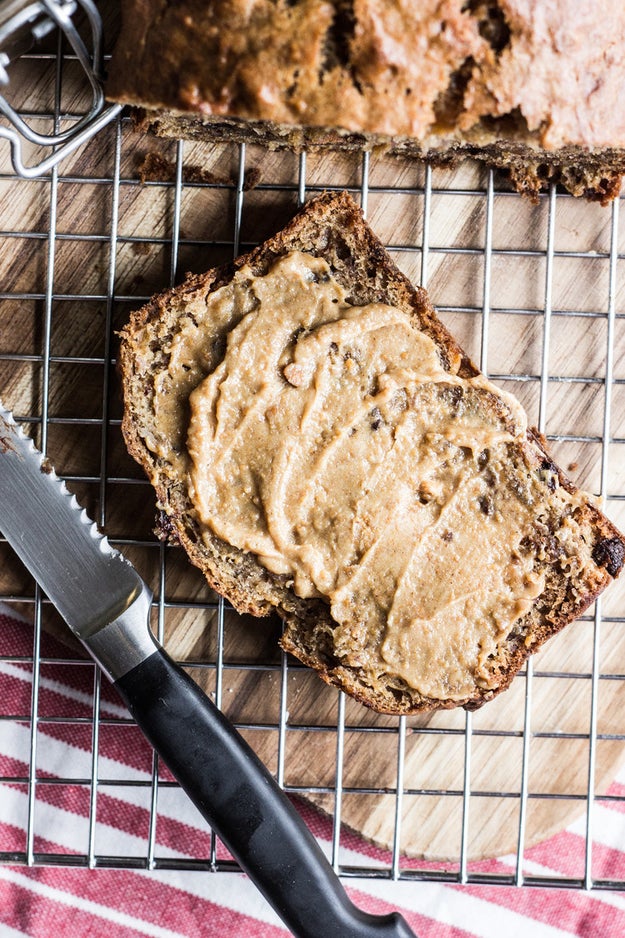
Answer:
1 36 625 899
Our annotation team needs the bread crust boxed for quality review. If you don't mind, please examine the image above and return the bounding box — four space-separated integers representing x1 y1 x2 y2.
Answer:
118 190 625 714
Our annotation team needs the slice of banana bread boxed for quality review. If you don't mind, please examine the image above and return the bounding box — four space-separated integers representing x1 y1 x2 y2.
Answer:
118 191 624 714
107 1 625 201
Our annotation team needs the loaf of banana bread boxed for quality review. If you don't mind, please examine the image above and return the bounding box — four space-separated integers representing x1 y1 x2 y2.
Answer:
107 1 625 201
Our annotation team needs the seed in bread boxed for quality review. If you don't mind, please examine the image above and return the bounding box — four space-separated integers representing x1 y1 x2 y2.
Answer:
118 191 625 714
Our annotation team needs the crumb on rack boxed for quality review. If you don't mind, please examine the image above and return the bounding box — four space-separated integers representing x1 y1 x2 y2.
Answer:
136 151 262 190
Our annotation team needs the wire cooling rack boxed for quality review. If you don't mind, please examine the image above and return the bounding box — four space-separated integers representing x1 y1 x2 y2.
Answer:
1 22 625 899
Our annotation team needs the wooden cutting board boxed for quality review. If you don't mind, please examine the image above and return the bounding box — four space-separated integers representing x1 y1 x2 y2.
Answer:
1 64 625 862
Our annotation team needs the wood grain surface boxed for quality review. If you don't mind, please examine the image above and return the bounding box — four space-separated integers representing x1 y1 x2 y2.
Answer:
1 42 625 865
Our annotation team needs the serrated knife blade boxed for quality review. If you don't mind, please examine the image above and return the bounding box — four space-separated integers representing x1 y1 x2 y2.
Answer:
0 401 417 938
0 409 139 629
0 403 155 680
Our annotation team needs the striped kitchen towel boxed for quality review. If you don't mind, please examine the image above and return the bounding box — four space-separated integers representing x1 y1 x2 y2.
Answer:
1 603 624 938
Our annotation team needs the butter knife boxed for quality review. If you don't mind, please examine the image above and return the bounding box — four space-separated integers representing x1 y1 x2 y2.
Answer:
0 403 417 938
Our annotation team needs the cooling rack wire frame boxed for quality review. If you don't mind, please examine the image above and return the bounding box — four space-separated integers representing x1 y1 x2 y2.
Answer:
1 46 625 899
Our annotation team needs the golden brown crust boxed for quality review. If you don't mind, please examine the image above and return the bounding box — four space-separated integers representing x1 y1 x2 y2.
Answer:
118 190 625 714
107 1 625 201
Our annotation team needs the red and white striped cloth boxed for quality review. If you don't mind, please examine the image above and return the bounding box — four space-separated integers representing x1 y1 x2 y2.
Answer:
1 603 624 938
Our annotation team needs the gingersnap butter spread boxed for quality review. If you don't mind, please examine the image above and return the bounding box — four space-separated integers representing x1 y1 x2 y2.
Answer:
183 251 560 701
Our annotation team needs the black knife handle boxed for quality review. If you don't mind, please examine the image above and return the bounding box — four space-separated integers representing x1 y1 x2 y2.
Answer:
114 648 417 938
